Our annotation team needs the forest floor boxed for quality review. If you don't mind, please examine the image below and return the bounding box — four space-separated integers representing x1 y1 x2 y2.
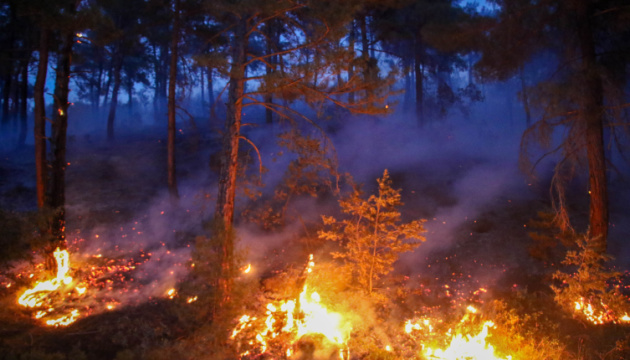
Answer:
1 116 630 359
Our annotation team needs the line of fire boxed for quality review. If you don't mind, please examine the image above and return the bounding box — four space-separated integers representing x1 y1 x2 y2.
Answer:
0 0 629 359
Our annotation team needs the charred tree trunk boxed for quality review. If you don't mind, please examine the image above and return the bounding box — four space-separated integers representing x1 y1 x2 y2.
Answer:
214 17 247 303
107 53 123 141
34 29 49 210
167 0 180 199
577 2 608 253
50 30 74 243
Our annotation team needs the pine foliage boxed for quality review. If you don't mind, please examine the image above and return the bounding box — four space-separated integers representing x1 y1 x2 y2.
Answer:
552 236 630 323
319 170 425 295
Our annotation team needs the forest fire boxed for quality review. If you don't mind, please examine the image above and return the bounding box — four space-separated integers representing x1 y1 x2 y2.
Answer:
573 297 630 325
406 307 512 360
17 247 82 326
231 255 351 358
11 238 191 327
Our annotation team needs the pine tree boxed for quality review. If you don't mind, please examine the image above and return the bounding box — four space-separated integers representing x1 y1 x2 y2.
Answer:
476 0 630 253
319 170 425 295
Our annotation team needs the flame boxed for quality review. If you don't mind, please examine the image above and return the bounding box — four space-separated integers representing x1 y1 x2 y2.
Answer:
425 321 511 360
406 307 512 360
18 248 73 308
573 297 630 325
167 288 177 299
405 318 434 334
231 255 351 358
17 248 81 326
295 286 347 344
45 309 80 327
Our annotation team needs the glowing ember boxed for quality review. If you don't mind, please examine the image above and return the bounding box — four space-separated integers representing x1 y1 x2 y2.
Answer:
167 288 177 299
45 309 80 327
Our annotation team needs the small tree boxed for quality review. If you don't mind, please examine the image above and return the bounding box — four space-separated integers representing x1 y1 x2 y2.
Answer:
319 169 426 295
552 236 630 324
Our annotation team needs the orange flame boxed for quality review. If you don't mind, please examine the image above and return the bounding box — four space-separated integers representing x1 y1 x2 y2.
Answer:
406 307 512 360
231 255 351 358
17 248 81 326
425 321 511 360
573 297 630 325
18 248 73 308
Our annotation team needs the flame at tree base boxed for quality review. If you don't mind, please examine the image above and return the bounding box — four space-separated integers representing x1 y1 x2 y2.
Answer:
17 247 83 326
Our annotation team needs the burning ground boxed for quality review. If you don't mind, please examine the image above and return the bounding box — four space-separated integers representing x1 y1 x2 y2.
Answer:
1 116 630 360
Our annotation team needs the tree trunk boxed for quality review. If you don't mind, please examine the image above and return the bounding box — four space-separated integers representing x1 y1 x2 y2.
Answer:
34 29 49 210
2 69 12 127
264 22 275 125
359 14 372 102
103 64 112 112
518 66 531 127
347 21 355 104
95 51 104 109
214 17 247 302
200 67 204 114
159 43 169 121
18 56 29 147
50 30 74 243
577 2 608 253
207 67 215 124
403 56 412 112
107 53 123 141
152 44 160 120
1 25 15 128
167 0 180 199
127 78 133 117
414 34 424 127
